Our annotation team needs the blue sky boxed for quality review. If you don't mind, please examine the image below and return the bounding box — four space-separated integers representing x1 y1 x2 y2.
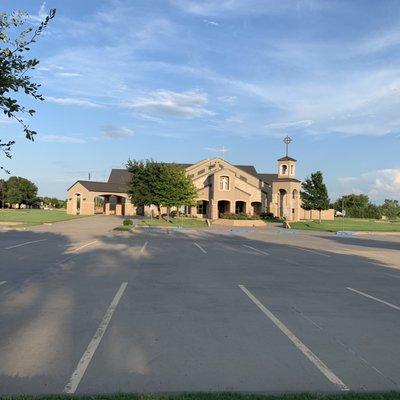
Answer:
2 0 400 201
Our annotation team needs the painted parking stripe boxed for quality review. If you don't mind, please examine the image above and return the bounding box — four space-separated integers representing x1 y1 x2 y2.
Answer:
0 281 6 286
239 284 349 391
347 287 400 311
194 242 207 254
294 247 330 258
70 240 98 253
4 238 47 250
140 241 148 255
64 282 128 394
242 244 270 256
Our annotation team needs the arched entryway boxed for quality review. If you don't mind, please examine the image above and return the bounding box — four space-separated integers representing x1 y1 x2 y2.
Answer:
75 193 81 215
251 201 262 216
218 200 230 217
278 189 288 218
235 201 246 214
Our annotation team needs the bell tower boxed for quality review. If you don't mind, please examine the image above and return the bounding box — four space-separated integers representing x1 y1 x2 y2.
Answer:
277 136 297 178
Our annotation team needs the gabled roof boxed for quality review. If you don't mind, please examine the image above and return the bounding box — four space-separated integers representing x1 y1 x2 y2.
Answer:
69 180 127 193
235 165 258 178
258 173 278 185
108 169 131 185
278 156 297 162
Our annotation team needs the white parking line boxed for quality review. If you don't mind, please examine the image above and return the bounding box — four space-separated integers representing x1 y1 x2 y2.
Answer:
0 281 6 286
385 273 400 279
347 287 400 311
295 247 330 257
239 285 349 391
64 282 128 394
194 242 207 254
242 244 270 256
140 241 148 255
4 238 47 250
70 240 98 253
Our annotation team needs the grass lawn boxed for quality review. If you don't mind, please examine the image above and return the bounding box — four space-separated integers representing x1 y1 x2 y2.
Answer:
290 218 400 232
0 209 87 227
1 392 400 400
140 217 208 228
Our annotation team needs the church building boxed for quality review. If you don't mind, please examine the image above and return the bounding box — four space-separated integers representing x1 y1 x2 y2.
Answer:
67 152 334 221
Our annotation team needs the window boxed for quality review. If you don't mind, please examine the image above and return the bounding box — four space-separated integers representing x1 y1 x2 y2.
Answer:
219 176 230 191
290 165 294 175
198 168 205 175
281 164 288 174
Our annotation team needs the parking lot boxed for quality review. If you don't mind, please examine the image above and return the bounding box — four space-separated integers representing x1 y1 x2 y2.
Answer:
0 215 399 394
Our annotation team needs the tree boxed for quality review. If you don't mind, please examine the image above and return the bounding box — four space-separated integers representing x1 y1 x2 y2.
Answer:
126 160 197 219
380 199 400 221
333 194 382 219
5 176 37 207
0 178 6 208
1 8 56 172
301 171 330 223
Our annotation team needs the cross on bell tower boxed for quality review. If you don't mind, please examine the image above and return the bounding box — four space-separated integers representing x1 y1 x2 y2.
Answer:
283 135 292 157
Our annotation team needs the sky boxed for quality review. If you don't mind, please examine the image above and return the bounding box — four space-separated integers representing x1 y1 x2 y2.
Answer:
1 0 400 202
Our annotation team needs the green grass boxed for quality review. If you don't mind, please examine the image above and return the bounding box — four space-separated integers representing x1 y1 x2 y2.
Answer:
1 392 400 400
140 217 208 228
0 209 87 227
290 218 400 232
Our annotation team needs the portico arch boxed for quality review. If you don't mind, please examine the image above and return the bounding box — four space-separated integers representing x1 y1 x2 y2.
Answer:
278 189 288 218
217 200 231 217
235 200 246 214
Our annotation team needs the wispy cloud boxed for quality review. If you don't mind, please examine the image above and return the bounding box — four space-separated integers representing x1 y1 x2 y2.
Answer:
28 2 48 23
40 135 86 143
46 96 103 108
101 126 134 139
127 89 215 118
265 120 314 130
203 19 220 26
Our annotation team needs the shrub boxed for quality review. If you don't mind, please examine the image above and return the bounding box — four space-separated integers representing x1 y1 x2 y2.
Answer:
123 219 133 226
221 212 259 220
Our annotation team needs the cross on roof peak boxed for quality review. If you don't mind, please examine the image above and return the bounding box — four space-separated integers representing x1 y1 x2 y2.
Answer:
283 136 292 157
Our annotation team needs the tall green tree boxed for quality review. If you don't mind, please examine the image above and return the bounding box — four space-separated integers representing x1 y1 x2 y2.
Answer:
380 199 400 221
1 8 56 172
5 176 37 207
301 171 330 223
333 194 381 219
126 160 197 219
0 178 6 207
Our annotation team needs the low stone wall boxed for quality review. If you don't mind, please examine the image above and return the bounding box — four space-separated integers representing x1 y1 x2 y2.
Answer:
300 208 335 221
212 219 266 227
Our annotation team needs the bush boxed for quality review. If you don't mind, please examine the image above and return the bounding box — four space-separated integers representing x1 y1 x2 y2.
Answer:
220 212 259 220
259 212 283 222
123 219 133 226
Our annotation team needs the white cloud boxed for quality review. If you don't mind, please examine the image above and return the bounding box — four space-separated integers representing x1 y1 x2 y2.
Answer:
101 126 134 139
46 96 103 108
204 20 220 26
265 120 314 130
218 95 237 104
55 72 82 78
40 135 85 143
128 89 214 118
29 2 48 23
337 168 400 202
170 0 327 17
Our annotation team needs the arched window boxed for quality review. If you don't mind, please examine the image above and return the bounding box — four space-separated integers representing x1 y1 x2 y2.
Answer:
281 164 288 175
219 176 230 191
290 164 294 175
